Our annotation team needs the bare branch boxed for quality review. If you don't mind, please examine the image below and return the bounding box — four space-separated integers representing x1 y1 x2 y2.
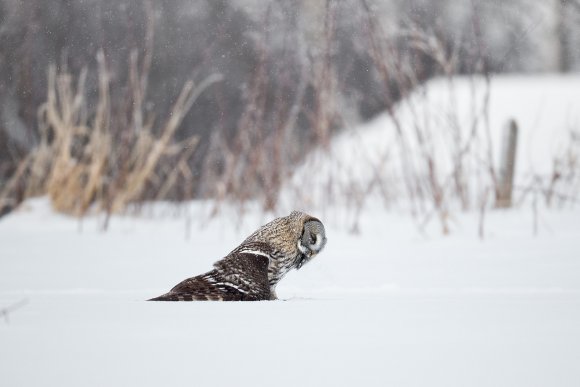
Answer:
1 299 28 323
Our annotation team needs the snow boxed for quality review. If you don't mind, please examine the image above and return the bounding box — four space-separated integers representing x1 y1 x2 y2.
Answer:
2 74 580 386
1 198 580 387
285 75 580 212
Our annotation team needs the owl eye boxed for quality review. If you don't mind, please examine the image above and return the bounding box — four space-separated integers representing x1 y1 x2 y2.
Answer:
310 235 316 245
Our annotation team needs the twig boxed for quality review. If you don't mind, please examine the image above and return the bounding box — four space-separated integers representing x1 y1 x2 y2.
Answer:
1 299 28 323
478 186 490 239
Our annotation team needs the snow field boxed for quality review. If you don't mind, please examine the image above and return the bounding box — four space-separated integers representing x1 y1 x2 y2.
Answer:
2 74 580 386
1 198 580 387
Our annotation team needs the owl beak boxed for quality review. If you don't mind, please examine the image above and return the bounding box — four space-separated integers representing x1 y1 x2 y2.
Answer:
296 250 318 270
296 253 308 270
296 255 305 269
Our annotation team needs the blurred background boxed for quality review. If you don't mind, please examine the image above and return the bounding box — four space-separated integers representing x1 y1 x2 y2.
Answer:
0 0 579 232
2 3 580 386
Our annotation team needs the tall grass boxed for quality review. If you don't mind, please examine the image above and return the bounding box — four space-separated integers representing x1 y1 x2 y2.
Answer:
1 1 578 237
0 50 221 219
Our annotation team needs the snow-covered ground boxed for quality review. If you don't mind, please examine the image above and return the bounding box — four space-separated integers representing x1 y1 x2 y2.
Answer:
1 198 579 387
2 74 580 387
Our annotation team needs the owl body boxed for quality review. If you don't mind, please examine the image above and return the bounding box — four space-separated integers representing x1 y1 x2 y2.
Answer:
149 211 327 301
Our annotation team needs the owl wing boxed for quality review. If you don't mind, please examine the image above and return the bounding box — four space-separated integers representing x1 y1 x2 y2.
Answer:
148 247 271 301
148 273 241 301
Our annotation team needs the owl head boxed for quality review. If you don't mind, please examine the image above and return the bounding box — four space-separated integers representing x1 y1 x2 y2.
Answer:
296 216 327 269
243 210 327 270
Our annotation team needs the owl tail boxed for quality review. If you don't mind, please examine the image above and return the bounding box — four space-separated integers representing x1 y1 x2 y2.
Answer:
148 292 213 301
148 292 190 301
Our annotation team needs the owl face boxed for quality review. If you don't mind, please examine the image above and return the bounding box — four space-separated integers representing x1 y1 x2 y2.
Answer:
296 219 327 269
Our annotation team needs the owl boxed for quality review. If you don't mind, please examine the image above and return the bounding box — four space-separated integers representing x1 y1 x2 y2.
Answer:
148 211 327 301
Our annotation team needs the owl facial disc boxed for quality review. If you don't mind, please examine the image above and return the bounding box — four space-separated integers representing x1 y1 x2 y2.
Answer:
296 219 327 269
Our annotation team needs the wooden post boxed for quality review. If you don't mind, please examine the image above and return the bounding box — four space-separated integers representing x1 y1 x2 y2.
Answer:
496 119 518 208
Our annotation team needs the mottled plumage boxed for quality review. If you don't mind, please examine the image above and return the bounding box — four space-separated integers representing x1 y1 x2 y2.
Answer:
149 211 327 301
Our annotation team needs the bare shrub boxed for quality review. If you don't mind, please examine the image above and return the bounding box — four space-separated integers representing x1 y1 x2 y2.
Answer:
287 0 580 235
1 1 578 235
0 50 221 218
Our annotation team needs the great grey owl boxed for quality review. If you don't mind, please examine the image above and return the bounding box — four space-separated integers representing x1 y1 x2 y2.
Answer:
149 211 327 301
